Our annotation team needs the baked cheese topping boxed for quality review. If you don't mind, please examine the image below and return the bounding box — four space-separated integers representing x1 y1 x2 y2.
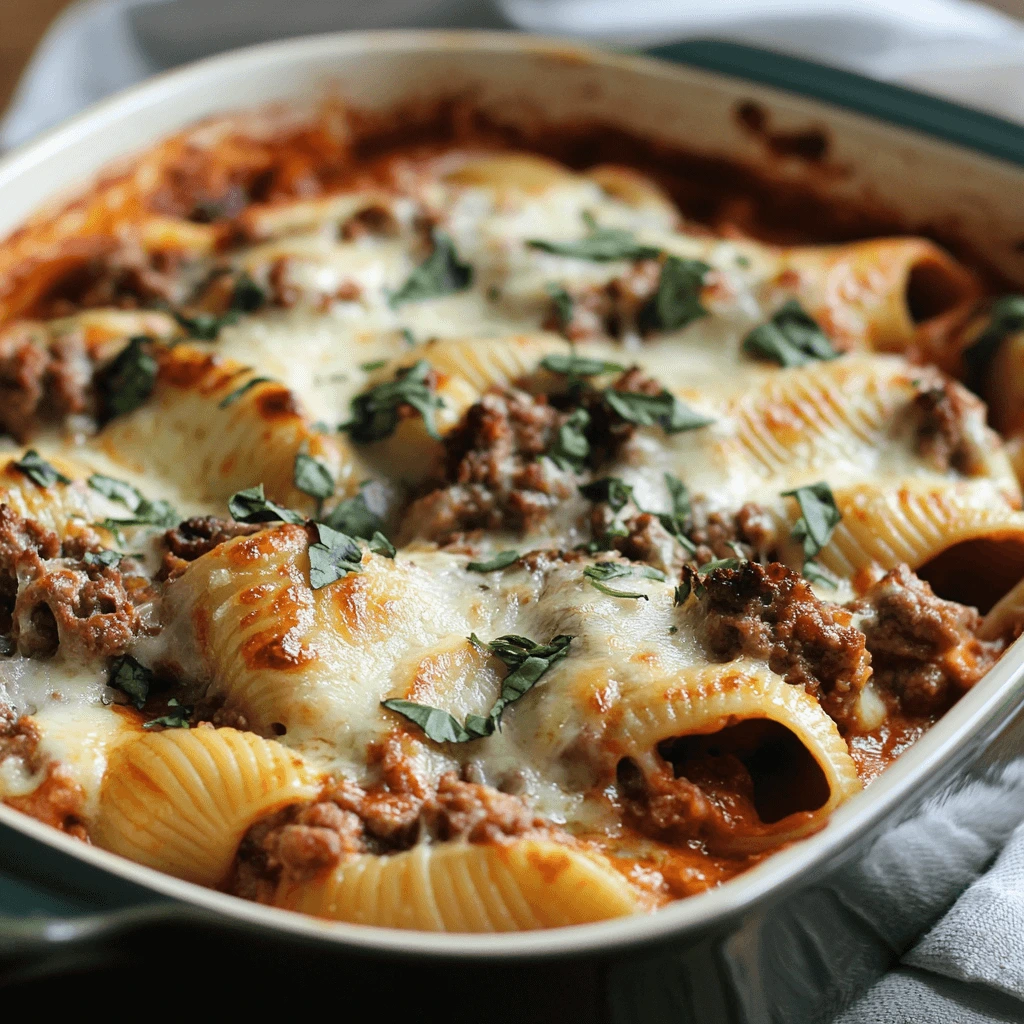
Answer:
0 128 1021 931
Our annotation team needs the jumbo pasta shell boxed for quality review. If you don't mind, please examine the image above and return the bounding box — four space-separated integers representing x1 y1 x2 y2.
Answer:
94 727 320 887
273 838 642 931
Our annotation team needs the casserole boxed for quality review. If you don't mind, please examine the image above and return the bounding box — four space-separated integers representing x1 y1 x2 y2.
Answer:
3 30 1024 1019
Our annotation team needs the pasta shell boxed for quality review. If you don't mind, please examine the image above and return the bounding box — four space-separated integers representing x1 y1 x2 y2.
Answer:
94 726 320 888
779 238 979 354
444 154 578 196
96 343 356 508
821 481 1024 609
607 660 861 853
273 838 642 931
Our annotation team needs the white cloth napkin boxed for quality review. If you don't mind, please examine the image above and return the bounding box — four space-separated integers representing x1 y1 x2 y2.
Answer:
3 3 1024 1021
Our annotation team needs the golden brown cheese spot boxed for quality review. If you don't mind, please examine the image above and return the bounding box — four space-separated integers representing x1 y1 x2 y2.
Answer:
255 388 302 421
241 578 316 671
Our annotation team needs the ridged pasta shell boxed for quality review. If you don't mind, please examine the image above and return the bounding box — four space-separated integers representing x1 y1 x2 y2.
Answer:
94 727 320 887
444 154 578 196
96 343 356 508
779 238 980 354
273 838 642 931
607 660 861 853
821 481 1024 608
0 454 97 533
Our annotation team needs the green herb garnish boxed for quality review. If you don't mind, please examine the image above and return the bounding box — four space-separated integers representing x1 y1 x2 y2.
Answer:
343 359 444 443
389 231 472 307
108 654 153 710
88 474 144 510
100 337 158 419
218 376 274 409
322 486 383 539
782 481 842 562
603 388 714 434
640 257 710 332
546 283 574 331
293 452 335 506
541 352 625 377
228 484 305 525
697 557 743 573
143 698 192 730
360 360 387 372
368 531 396 559
84 549 122 568
743 300 839 367
583 561 666 600
12 450 70 488
545 407 590 471
964 295 1024 393
308 523 363 589
466 550 520 573
579 476 634 512
528 222 660 263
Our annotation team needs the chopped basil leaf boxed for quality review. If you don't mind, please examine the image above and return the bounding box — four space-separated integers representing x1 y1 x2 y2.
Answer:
228 484 305 525
964 295 1024 392
389 231 472 307
743 300 839 367
231 272 266 314
545 407 590 472
13 450 70 488
108 654 153 710
143 698 192 730
584 561 666 600
360 359 387 372
653 473 697 555
308 522 363 589
603 388 714 434
640 257 710 332
100 336 158 419
782 482 842 560
84 549 122 568
579 476 634 513
322 487 383 539
380 700 473 743
218 376 274 409
697 557 743 573
527 224 661 263
467 550 520 573
546 283 574 331
293 453 334 504
343 359 444 442
541 352 625 377
401 328 416 347
368 531 396 559
803 559 839 588
382 633 573 743
674 579 691 605
88 474 143 511
96 496 178 536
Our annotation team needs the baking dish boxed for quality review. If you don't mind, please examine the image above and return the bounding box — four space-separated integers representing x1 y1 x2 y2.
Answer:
3 30 1024 1020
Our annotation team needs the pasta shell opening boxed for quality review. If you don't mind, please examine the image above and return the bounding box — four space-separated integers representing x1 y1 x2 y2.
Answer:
917 533 1024 613
655 718 832 826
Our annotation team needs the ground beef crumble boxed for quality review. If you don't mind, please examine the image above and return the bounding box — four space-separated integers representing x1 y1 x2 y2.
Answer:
398 388 575 544
693 560 871 727
912 380 986 475
0 326 95 442
851 564 1002 715
543 261 661 341
232 771 547 902
0 504 60 633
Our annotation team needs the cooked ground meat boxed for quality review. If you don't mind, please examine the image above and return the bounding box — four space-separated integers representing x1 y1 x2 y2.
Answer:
399 388 576 544
850 564 1002 715
913 380 986 475
693 561 871 727
0 326 95 442
232 770 543 903
597 500 777 574
12 555 146 660
0 707 44 776
0 504 60 632
164 516 262 560
543 261 661 341
40 244 184 318
339 203 399 241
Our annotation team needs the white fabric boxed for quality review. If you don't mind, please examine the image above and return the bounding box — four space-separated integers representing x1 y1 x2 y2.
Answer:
3 3 1024 1021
